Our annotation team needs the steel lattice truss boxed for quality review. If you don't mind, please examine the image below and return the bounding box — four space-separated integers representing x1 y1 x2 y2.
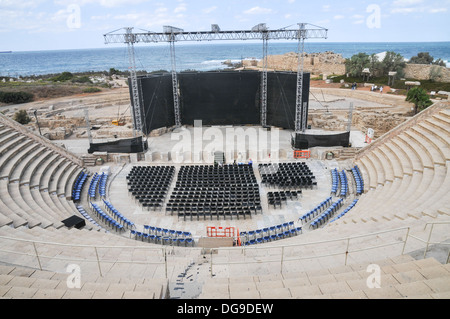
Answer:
104 24 328 138
104 27 328 44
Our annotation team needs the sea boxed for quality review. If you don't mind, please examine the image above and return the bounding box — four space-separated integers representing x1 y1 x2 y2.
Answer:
0 42 449 77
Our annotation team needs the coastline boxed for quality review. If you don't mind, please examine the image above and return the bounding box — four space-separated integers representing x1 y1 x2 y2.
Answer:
1 42 449 77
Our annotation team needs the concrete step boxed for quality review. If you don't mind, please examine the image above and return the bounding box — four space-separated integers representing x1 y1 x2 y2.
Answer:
0 264 169 299
199 255 450 299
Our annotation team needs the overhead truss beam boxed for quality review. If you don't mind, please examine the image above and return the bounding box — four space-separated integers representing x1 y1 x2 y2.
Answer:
104 28 328 44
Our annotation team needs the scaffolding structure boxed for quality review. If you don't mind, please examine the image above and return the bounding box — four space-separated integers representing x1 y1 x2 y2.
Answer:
103 23 328 142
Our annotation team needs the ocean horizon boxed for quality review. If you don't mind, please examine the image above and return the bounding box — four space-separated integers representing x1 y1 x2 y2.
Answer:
1 41 449 77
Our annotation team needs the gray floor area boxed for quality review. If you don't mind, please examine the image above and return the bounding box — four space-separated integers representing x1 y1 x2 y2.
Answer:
59 126 367 158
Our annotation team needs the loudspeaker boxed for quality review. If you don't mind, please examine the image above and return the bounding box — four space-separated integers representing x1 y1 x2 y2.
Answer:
62 215 86 229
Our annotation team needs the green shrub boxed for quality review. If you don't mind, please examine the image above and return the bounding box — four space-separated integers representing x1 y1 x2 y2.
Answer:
50 72 74 82
71 76 92 84
0 91 34 104
83 87 101 93
13 110 31 125
406 87 433 114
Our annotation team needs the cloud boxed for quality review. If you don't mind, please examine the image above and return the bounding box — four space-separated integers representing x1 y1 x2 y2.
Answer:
392 0 423 6
243 6 273 15
54 0 149 7
390 0 428 14
174 3 187 13
390 7 421 13
0 0 44 9
429 7 447 13
333 15 345 20
203 6 217 14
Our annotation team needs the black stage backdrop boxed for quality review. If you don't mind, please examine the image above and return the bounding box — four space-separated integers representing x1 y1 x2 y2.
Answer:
88 136 148 154
292 132 351 149
132 70 310 134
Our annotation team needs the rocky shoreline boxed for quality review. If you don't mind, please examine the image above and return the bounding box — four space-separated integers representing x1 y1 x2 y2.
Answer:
238 51 450 83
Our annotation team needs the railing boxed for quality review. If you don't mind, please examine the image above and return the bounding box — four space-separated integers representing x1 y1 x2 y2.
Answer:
407 221 450 263
209 222 450 276
0 235 168 278
210 226 412 276
0 222 448 279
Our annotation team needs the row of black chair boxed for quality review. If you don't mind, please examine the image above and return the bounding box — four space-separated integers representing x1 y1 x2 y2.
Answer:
267 190 301 209
167 164 262 220
259 162 316 189
127 166 175 210
168 203 261 221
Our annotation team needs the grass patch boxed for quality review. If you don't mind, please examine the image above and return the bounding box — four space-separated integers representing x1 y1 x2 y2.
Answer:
83 87 102 93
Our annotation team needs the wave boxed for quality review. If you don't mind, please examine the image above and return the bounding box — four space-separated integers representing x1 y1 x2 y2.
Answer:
200 59 244 65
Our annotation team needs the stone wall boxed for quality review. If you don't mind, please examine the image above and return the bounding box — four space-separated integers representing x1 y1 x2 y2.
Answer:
352 110 409 138
308 109 409 139
243 51 346 76
404 64 450 82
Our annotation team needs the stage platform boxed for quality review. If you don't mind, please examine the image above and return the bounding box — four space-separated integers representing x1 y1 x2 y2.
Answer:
58 125 367 161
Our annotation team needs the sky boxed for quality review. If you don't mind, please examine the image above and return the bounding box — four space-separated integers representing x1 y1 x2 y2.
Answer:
0 0 449 51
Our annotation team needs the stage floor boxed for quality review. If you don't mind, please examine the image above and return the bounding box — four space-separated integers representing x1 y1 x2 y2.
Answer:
59 126 367 158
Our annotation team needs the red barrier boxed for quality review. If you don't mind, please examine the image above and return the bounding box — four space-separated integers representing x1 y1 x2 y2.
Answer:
294 150 311 159
207 226 241 246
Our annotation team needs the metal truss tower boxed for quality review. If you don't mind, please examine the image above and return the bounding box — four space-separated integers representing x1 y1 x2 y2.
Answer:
104 27 146 151
104 23 327 135
125 28 141 139
295 23 307 133
261 30 269 127
169 37 181 128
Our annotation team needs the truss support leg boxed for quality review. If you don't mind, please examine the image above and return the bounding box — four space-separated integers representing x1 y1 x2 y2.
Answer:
125 29 148 153
170 39 181 128
261 33 268 127
295 24 307 134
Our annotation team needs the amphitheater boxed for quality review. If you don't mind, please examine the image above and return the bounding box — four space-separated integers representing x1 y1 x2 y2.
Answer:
0 85 449 301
